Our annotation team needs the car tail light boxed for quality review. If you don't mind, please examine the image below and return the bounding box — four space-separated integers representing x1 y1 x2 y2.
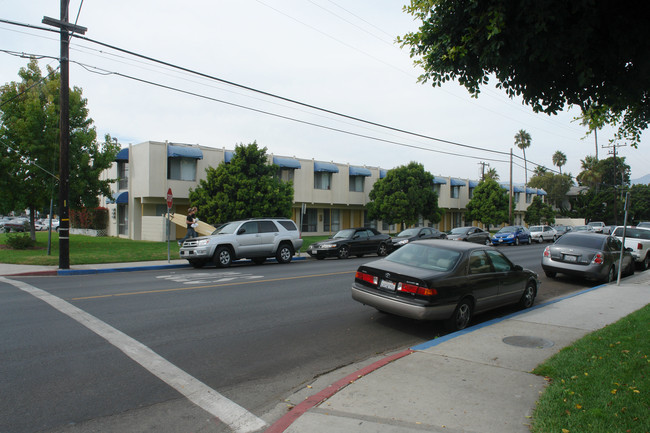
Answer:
397 282 437 296
355 271 378 286
592 253 604 264
543 246 550 257
637 243 643 251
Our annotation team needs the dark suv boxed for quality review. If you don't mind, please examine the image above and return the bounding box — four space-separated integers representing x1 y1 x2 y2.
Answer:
179 218 303 268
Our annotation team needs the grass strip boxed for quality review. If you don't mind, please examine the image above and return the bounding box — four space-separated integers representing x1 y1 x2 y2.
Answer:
531 304 650 433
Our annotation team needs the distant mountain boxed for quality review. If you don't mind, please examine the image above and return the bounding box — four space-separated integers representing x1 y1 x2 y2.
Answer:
631 174 650 185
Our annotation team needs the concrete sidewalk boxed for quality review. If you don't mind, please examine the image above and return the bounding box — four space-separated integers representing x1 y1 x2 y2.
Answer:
268 272 650 433
1 260 648 432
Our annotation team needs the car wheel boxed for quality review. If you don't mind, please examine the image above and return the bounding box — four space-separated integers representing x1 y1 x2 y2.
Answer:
189 260 206 269
252 257 266 265
624 259 635 277
527 237 532 245
444 298 472 331
518 281 536 309
484 238 491 246
214 246 232 268
514 237 520 246
605 266 616 283
276 243 293 264
640 254 650 271
553 235 558 242
544 270 556 278
377 242 388 256
338 245 349 259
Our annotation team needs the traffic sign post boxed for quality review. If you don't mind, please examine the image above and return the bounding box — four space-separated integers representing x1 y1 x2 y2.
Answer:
166 188 173 262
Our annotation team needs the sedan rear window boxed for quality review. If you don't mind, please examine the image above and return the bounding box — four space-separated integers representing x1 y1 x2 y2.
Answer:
555 234 605 249
386 243 460 271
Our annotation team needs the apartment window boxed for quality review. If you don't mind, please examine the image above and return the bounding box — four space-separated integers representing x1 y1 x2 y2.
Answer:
433 184 441 196
314 172 332 190
168 157 197 181
349 176 364 192
301 208 317 232
526 193 533 204
514 192 521 203
323 209 341 232
450 185 461 199
469 188 474 199
277 168 295 182
117 161 128 190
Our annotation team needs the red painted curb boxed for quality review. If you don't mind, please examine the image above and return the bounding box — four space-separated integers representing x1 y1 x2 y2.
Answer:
264 348 415 433
5 270 58 277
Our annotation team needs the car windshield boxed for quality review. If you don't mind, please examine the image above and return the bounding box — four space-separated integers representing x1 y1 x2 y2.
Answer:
397 228 419 237
613 227 650 239
386 243 461 271
555 234 605 249
332 229 356 239
214 222 242 235
573 225 590 231
498 226 517 233
529 226 542 232
448 227 471 235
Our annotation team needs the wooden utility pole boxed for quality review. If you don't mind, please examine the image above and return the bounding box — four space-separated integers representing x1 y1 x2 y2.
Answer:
601 142 627 225
42 1 86 269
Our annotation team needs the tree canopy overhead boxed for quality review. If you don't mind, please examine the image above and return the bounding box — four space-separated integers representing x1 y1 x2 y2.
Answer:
399 0 650 144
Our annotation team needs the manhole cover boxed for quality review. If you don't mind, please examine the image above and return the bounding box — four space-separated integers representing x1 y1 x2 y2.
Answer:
502 336 555 349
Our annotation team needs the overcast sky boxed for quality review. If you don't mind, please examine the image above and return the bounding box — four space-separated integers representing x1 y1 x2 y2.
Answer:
2 0 649 185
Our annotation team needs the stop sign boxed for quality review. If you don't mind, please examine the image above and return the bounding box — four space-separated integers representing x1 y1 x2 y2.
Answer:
166 188 173 208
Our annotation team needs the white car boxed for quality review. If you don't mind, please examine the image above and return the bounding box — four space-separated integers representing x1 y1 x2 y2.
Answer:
611 226 650 270
588 221 605 233
529 225 558 243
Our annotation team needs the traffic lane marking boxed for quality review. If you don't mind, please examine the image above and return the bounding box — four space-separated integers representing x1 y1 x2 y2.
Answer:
0 276 267 433
69 270 355 301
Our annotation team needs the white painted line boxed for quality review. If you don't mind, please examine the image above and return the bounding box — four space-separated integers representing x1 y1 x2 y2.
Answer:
1 277 267 433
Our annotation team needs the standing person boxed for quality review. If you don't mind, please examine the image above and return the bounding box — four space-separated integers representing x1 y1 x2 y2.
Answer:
178 207 196 246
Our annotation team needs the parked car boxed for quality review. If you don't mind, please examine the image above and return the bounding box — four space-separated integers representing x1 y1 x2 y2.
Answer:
553 225 572 236
446 226 491 245
34 219 48 231
602 225 616 235
572 225 595 232
308 227 391 259
179 217 303 268
541 232 635 282
587 221 606 233
351 240 539 331
491 225 531 246
611 226 650 270
637 222 650 229
390 227 446 250
529 225 558 243
1 218 29 232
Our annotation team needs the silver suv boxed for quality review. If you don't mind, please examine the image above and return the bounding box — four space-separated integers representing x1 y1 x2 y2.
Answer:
179 218 303 268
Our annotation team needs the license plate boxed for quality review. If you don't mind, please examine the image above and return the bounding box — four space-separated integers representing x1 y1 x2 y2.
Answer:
379 279 396 291
498 239 503 243
564 254 577 262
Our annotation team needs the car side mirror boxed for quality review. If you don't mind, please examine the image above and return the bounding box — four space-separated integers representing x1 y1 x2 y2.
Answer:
237 228 246 235
353 234 360 239
513 264 523 271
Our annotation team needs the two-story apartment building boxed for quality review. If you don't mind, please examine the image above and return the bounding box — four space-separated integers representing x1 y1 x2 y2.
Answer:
102 141 546 241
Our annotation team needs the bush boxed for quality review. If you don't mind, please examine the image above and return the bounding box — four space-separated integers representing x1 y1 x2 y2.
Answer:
70 207 109 230
5 233 36 249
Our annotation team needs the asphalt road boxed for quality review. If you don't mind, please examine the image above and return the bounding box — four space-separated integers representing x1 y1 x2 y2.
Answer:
0 242 597 433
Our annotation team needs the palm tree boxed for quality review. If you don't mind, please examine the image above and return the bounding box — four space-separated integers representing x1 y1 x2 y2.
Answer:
514 130 532 186
576 155 601 188
485 167 499 181
552 150 567 175
533 165 548 177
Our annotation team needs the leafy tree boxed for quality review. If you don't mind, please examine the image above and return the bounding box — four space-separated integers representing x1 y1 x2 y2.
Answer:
399 0 650 145
552 151 567 175
188 142 294 225
524 196 555 225
533 165 548 177
465 177 508 226
528 172 573 209
367 162 441 230
576 156 630 189
514 130 532 185
576 155 601 189
0 59 119 239
569 188 619 224
629 184 650 223
484 167 499 181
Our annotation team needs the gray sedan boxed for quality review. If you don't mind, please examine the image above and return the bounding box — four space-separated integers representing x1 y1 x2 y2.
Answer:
541 232 635 282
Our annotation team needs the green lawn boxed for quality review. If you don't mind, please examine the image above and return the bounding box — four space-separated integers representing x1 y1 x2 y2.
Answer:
0 232 331 265
531 304 650 433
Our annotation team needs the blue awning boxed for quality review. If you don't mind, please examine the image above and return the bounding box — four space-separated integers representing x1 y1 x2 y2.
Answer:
167 144 203 159
468 180 479 188
500 183 509 190
273 156 301 169
115 148 129 162
526 187 537 194
537 189 547 196
433 176 447 185
225 151 234 163
513 185 525 193
379 169 387 179
349 166 371 177
115 191 128 204
450 178 466 187
314 161 339 173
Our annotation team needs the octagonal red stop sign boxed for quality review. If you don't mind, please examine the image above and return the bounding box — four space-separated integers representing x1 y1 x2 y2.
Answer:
166 188 173 208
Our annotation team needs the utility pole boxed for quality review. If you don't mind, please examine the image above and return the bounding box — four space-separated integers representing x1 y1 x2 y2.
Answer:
42 1 87 269
601 142 627 225
509 149 513 225
478 161 489 180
